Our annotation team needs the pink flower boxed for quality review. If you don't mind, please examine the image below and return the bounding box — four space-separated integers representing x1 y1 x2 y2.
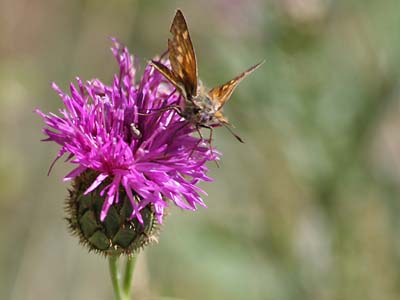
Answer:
37 39 219 224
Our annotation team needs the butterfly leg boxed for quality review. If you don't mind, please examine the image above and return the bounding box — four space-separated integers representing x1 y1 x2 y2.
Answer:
199 124 219 167
187 124 204 159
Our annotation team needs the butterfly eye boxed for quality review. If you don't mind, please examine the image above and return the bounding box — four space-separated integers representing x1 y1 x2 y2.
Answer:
192 107 201 114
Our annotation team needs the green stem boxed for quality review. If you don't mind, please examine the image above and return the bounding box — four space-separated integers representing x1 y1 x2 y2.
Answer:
109 255 124 300
123 255 138 298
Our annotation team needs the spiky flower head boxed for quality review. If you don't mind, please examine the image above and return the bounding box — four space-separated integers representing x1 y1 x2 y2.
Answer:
36 39 218 255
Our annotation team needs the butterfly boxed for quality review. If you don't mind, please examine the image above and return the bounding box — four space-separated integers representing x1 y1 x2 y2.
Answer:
150 9 264 143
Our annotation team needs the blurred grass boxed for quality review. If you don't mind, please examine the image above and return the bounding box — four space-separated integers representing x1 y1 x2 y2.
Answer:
1 0 400 299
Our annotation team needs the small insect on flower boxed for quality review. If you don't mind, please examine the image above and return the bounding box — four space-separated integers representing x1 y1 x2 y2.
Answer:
151 9 264 143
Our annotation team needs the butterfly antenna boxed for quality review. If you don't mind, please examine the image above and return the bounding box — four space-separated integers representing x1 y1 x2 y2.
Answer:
136 104 182 116
222 123 244 143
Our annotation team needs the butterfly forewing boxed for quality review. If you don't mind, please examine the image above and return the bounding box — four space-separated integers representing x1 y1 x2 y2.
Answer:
208 61 265 110
168 9 198 97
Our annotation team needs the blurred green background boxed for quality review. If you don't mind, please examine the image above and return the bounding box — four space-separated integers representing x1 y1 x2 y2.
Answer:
1 0 400 299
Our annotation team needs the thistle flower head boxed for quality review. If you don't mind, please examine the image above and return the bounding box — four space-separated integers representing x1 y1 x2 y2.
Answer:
37 39 218 246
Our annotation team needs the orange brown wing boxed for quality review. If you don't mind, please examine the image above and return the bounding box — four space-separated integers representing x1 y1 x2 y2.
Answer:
150 60 186 96
208 61 264 110
168 9 198 98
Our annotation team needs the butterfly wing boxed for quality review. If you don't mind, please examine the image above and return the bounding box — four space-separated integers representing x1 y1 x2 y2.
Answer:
168 9 198 98
150 60 186 96
208 61 264 110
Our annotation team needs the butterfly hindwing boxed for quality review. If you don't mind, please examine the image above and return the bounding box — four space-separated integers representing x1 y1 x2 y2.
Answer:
208 61 265 110
150 60 187 95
